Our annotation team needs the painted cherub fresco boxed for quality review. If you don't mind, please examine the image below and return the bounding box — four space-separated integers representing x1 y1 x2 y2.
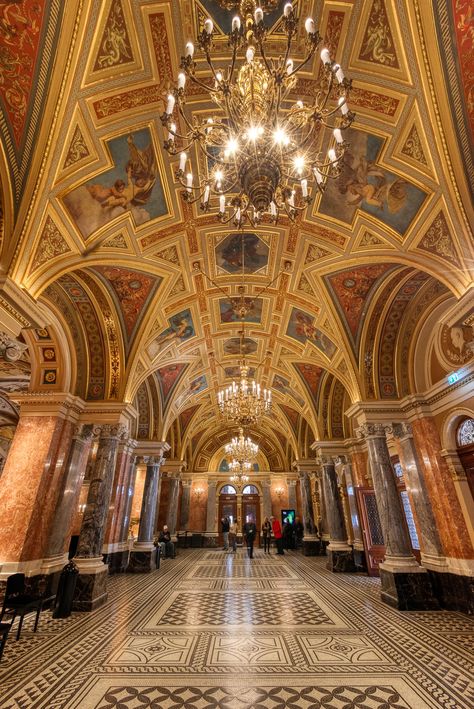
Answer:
338 151 408 214
87 135 156 210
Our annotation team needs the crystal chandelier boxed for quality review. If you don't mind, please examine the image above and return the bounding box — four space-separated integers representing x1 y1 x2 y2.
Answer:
218 363 271 425
225 427 259 460
229 458 251 484
161 0 355 227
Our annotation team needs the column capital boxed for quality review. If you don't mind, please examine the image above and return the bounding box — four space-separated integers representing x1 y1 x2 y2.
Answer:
356 422 390 440
72 422 95 442
143 455 164 467
315 454 335 467
11 391 85 420
95 423 128 441
391 422 413 440
0 331 28 361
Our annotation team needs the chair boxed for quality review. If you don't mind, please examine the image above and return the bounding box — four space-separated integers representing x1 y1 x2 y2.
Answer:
0 622 12 661
0 573 44 640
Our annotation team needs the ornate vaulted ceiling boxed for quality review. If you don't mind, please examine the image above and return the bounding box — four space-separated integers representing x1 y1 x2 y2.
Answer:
0 0 473 471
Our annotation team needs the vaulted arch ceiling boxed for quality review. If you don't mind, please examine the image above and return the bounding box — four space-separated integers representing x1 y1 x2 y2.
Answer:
1 1 472 470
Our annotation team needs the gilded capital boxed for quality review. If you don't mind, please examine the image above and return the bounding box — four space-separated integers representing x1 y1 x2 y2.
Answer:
391 422 413 439
356 423 390 439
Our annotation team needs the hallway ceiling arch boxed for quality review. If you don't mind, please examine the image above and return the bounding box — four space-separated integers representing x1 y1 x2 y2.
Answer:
1 0 473 469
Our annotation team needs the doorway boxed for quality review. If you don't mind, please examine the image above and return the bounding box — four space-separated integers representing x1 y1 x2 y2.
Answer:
242 484 260 547
218 485 237 546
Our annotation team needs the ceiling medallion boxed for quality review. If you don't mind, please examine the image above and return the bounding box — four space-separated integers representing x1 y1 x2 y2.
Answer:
161 1 354 227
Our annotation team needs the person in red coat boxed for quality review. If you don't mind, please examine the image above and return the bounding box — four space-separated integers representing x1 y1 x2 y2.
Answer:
271 516 284 555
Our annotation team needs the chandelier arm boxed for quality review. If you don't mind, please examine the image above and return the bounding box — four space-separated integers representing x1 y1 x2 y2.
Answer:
196 266 234 300
228 39 239 84
183 69 219 96
286 47 319 80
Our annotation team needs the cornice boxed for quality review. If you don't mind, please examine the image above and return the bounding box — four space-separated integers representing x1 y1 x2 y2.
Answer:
0 277 46 336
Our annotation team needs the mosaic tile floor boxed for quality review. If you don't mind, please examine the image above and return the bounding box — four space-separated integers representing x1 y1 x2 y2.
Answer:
0 549 473 708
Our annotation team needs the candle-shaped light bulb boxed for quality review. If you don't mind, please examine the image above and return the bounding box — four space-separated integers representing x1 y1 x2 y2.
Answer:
328 148 337 163
179 152 187 172
270 201 277 217
286 59 293 75
255 7 263 24
232 15 241 31
177 72 186 89
204 18 213 34
301 179 308 197
314 166 323 184
288 190 295 207
236 207 241 222
333 64 345 83
246 46 255 63
186 172 193 192
219 194 225 213
320 48 331 64
203 185 210 204
185 42 194 57
305 17 315 34
166 94 175 114
296 100 304 109
284 2 292 17
333 128 343 144
338 96 349 115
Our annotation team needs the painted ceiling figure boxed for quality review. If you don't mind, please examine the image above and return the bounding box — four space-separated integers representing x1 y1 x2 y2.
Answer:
87 135 157 211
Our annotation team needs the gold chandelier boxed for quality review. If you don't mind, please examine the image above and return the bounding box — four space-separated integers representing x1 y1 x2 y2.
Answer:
218 363 271 425
225 426 259 461
229 458 251 484
161 0 354 227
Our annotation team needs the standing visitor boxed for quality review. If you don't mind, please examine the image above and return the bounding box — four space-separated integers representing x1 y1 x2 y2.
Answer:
271 515 284 555
243 517 257 558
229 519 238 552
294 516 304 549
261 516 272 554
221 515 230 551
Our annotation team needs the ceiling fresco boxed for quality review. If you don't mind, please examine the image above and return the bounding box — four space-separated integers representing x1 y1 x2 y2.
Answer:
0 0 472 470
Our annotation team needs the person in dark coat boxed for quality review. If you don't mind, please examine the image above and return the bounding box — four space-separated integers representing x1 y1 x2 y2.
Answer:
294 516 304 548
261 517 272 554
221 516 230 551
243 517 257 558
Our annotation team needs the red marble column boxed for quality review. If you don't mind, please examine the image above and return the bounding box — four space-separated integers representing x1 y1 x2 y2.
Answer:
0 393 81 579
411 417 474 560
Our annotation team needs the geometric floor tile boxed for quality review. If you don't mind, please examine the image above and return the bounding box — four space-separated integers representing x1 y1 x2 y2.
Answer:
1 550 473 709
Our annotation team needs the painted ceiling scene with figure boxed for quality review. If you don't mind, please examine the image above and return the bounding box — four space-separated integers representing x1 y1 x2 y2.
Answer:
0 0 473 707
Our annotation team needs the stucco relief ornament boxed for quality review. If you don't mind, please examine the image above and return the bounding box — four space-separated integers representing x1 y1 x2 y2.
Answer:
440 323 474 366
0 332 28 362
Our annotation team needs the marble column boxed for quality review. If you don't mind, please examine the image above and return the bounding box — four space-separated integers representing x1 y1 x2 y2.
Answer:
167 474 181 537
118 454 138 545
73 424 125 610
392 423 444 564
0 393 80 582
128 456 163 573
204 480 218 547
318 457 355 572
179 480 192 531
287 479 297 511
299 472 319 556
262 480 272 520
103 438 137 573
339 459 366 572
357 423 438 610
43 424 94 574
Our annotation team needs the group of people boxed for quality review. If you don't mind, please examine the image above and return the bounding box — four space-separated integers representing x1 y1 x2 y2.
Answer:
221 515 306 558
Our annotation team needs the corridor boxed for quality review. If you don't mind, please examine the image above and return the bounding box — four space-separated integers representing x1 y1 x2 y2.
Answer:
0 550 473 708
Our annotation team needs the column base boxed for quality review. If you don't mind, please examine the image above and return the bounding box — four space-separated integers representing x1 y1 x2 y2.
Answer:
202 533 219 548
127 549 157 573
428 570 474 614
326 548 356 573
302 537 319 556
353 547 368 573
105 548 130 574
73 558 108 611
379 567 439 611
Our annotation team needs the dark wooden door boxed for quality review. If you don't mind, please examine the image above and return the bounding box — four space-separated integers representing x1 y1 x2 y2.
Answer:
242 494 261 546
356 488 385 577
218 494 237 545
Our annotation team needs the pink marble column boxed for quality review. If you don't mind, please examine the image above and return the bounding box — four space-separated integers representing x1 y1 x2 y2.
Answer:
0 393 81 581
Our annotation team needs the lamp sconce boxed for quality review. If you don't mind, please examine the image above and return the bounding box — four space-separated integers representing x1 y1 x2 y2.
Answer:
275 486 285 500
193 487 204 501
